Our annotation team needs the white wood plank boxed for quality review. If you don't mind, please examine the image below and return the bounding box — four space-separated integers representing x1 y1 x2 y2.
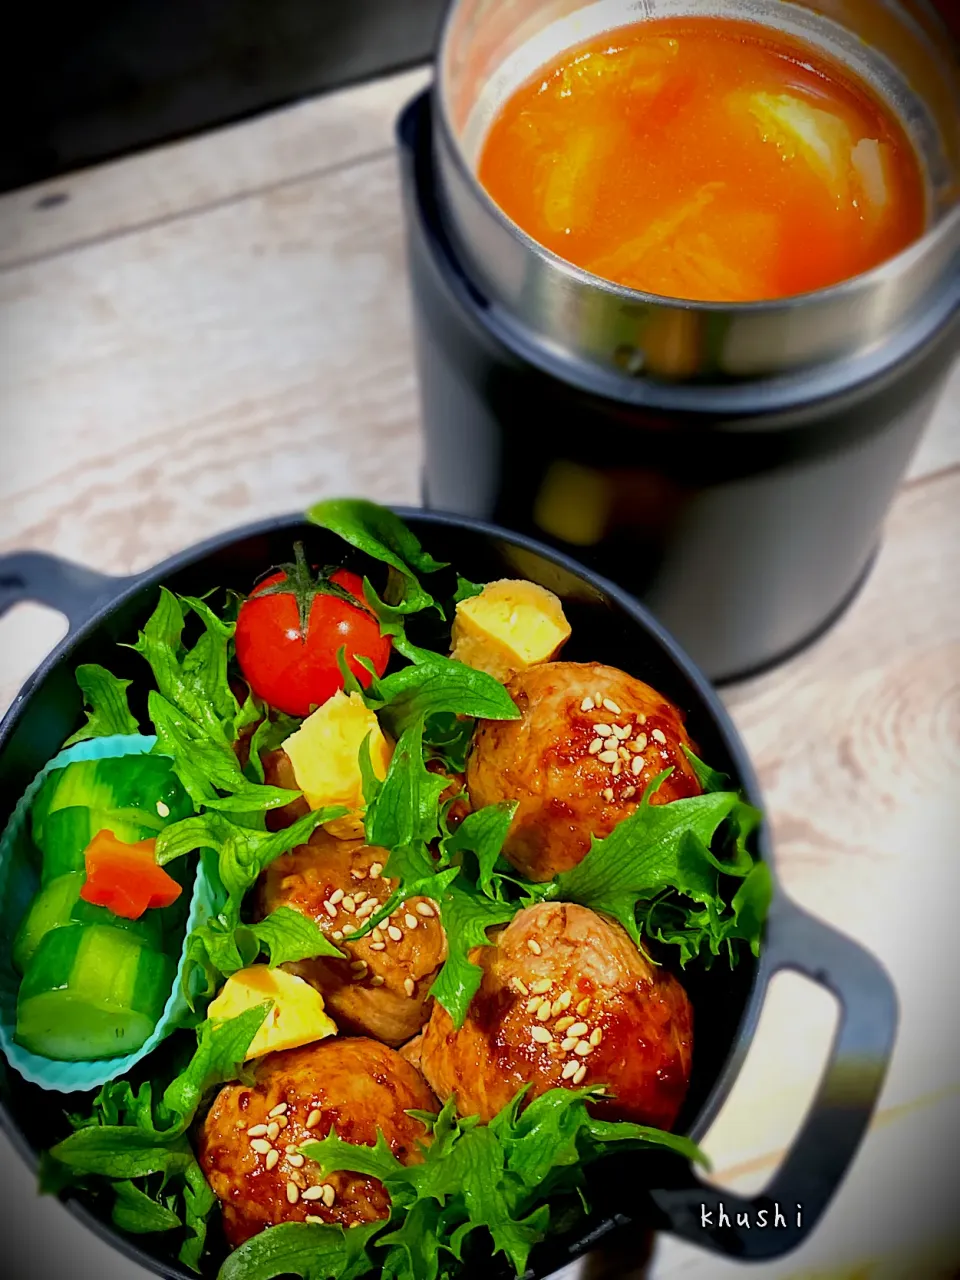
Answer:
0 66 431 270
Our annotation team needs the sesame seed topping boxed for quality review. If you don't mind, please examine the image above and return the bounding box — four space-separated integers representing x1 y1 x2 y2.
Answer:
388 925 403 942
351 868 365 880
594 691 603 704
329 889 344 905
266 1122 281 1141
593 723 613 737
287 1154 305 1168
341 896 356 913
574 1041 593 1056
555 990 573 1011
603 736 618 751
291 1169 306 1188
618 746 630 761
602 698 622 714
369 862 383 878
603 788 614 802
277 1116 289 1129
416 902 435 918
615 724 632 740
302 1186 324 1201
536 1000 552 1021
513 978 529 996
530 978 552 995
251 1139 272 1155
633 733 648 752
370 941 386 951
527 939 542 955
573 1065 588 1085
156 800 170 818
350 959 368 973
355 899 377 919
567 1022 588 1038
631 755 644 776
247 1124 269 1137
598 750 619 764
370 975 385 987
404 913 419 929
588 738 603 755
404 977 416 997
531 1026 552 1044
321 1184 336 1208
561 1060 580 1080
652 729 667 745
589 1027 603 1045
580 696 595 712
560 1037 578 1051
323 901 338 918
306 1215 326 1225
637 713 647 725
612 761 622 777
286 1182 300 1205
265 1149 280 1171
577 998 591 1015
332 930 344 941
526 997 541 1014
555 1016 575 1033
306 1110 322 1129
623 785 637 799
342 925 357 936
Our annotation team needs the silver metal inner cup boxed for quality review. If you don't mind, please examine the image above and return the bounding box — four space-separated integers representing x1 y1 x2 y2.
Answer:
434 0 960 380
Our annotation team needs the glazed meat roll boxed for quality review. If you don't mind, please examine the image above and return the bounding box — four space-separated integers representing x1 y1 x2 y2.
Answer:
198 1038 436 1246
419 902 692 1129
257 829 446 1045
466 661 702 880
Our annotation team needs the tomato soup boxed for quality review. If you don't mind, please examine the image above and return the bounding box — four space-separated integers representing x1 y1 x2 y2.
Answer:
477 18 926 302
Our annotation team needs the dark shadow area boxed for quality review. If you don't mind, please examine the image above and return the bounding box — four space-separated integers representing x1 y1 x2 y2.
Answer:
0 0 445 194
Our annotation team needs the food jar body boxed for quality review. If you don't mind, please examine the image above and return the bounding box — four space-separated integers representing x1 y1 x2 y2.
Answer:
399 90 960 681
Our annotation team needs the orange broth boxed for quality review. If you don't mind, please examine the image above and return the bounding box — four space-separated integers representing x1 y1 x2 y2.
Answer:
477 17 926 302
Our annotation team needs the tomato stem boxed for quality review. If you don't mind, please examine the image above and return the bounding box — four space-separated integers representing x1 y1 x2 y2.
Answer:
253 542 373 641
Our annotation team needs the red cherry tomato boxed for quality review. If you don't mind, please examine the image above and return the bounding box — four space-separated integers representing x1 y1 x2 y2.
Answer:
235 565 391 717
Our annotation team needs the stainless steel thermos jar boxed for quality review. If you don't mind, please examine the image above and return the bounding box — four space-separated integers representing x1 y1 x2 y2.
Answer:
400 0 960 680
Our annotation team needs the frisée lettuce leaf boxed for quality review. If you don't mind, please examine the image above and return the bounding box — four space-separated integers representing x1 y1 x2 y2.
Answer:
63 663 141 746
221 1088 706 1280
46 1007 268 1271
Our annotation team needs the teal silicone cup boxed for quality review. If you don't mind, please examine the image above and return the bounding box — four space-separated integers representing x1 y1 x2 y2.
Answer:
0 734 215 1092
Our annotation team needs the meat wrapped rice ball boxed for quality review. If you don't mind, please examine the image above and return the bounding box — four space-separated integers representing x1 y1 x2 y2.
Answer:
419 902 692 1128
257 829 446 1045
466 661 702 881
198 1038 436 1246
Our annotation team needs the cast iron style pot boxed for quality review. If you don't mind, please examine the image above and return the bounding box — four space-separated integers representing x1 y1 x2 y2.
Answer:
0 512 897 1276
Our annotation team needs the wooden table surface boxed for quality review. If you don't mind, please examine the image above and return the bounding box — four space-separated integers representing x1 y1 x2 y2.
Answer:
0 67 957 1280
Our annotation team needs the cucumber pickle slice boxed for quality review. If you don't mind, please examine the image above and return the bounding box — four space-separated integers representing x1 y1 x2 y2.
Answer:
12 872 165 974
16 923 176 1061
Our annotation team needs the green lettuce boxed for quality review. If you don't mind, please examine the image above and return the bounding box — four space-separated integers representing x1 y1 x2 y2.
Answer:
222 1089 707 1280
47 1008 267 1272
63 664 140 746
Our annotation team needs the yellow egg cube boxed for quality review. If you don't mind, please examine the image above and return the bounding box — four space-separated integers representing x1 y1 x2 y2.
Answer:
208 965 338 1060
282 691 392 839
450 579 572 684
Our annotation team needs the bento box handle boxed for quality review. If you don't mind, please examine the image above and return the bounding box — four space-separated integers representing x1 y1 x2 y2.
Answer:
0 551 129 634
648 891 898 1259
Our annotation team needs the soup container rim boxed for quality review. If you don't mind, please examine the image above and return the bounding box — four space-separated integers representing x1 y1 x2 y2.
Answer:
431 0 960 379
